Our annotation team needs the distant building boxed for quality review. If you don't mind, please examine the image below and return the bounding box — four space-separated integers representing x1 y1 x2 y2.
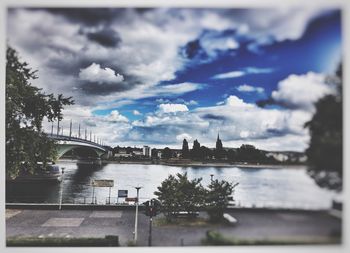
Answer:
215 133 224 159
133 149 143 157
114 148 132 158
143 145 151 157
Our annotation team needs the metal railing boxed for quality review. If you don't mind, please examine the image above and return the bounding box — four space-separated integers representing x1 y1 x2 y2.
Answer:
47 134 106 149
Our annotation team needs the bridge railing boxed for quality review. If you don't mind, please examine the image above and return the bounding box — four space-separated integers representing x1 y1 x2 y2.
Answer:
47 134 106 149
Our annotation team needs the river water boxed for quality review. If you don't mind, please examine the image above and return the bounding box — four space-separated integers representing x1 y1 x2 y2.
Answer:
6 161 337 209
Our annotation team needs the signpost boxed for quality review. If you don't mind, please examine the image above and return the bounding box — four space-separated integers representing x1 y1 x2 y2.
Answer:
133 186 142 244
143 198 161 246
118 190 128 198
92 179 114 187
91 179 114 204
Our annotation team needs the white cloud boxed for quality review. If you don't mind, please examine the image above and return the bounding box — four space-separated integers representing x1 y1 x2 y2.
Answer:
244 67 274 74
157 98 198 106
200 33 239 58
157 104 189 114
126 94 313 151
107 110 129 123
237 7 325 42
240 131 250 138
79 63 124 84
272 72 334 111
225 96 254 108
133 110 142 116
237 84 265 93
176 133 193 142
187 100 198 106
212 71 245 79
212 67 274 80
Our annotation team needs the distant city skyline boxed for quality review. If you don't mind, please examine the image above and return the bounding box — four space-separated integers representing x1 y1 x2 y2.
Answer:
7 7 342 151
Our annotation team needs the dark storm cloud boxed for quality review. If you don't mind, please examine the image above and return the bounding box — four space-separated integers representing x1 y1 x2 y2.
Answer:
79 73 140 95
202 114 227 121
85 28 122 48
34 8 121 26
80 81 129 95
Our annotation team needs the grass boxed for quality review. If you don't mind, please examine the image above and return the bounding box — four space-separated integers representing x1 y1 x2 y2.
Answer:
202 231 341 246
7 235 119 247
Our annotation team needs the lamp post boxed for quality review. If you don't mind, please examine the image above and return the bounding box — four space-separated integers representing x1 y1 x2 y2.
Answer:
59 167 65 210
134 186 142 244
210 174 214 182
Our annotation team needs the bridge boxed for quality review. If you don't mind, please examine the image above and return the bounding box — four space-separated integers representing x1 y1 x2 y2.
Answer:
48 134 111 161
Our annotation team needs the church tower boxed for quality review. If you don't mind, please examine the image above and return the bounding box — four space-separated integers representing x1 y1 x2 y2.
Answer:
216 132 223 151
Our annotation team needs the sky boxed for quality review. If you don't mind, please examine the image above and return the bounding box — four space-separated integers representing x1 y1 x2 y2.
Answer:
6 7 342 151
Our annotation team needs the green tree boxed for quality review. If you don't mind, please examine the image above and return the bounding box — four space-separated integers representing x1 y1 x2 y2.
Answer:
206 180 238 222
162 147 172 159
6 46 74 178
304 66 342 190
154 173 205 221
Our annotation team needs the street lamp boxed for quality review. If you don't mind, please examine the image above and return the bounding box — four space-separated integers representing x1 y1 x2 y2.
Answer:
59 167 65 210
133 186 142 244
210 174 214 182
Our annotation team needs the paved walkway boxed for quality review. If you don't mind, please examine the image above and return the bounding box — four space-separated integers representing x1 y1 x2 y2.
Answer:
6 208 341 246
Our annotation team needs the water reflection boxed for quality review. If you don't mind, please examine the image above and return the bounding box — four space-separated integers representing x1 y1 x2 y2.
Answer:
6 162 337 209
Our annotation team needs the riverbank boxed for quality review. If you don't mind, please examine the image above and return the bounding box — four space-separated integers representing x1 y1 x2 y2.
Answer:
58 158 305 169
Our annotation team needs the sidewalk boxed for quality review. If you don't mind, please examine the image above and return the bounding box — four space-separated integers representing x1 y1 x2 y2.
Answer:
6 208 341 246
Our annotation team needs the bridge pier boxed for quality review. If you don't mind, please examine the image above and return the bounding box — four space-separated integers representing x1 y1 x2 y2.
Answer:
77 158 102 167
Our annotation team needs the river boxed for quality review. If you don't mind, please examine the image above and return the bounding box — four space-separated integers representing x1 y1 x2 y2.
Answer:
6 161 337 209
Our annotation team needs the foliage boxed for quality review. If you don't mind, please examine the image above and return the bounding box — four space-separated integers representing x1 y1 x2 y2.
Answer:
235 144 268 162
154 173 205 221
155 173 237 222
304 66 342 190
206 180 237 222
162 147 172 159
202 231 340 246
6 46 74 178
7 235 119 247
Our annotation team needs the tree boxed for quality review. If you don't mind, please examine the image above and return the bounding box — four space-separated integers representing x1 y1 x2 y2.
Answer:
199 146 212 160
162 147 172 159
126 146 132 154
181 139 189 158
206 180 238 222
6 46 74 178
154 173 205 221
155 173 239 223
113 146 120 155
304 66 342 190
227 149 236 162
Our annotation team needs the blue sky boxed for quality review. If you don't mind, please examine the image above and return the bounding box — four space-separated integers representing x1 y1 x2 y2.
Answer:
7 7 342 151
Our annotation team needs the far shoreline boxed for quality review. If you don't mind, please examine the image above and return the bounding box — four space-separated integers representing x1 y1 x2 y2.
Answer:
58 158 307 169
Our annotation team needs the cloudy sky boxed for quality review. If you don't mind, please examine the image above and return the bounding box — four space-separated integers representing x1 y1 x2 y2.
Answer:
7 7 342 151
